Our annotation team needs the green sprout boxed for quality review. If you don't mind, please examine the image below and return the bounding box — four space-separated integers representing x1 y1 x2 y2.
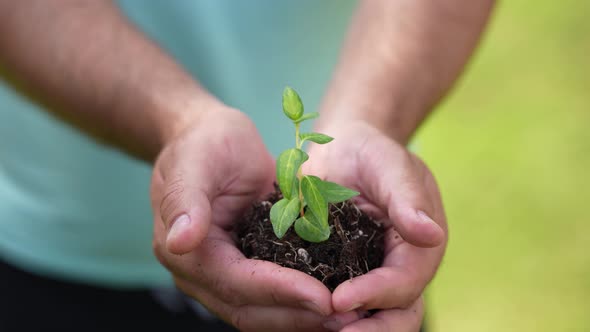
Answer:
270 86 360 242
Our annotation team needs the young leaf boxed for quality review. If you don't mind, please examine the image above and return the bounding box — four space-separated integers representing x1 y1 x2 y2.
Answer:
291 177 300 201
318 179 360 203
299 132 334 145
294 211 330 243
276 148 308 199
294 112 319 124
301 175 328 227
270 197 301 238
282 86 304 121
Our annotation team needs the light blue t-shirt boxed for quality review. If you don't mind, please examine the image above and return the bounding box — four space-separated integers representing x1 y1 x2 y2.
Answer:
0 1 355 288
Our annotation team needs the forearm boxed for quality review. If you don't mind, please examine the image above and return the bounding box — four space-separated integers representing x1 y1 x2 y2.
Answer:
0 0 218 161
317 0 495 144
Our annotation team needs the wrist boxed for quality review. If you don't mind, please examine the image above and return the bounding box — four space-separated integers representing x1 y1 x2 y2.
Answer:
314 112 413 147
315 87 420 146
151 90 227 151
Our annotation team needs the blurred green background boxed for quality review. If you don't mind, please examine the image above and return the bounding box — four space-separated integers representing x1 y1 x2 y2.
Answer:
416 1 590 331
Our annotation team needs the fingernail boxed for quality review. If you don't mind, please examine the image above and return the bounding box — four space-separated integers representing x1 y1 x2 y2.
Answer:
417 210 436 224
345 303 363 312
323 320 343 331
301 301 327 316
167 214 191 244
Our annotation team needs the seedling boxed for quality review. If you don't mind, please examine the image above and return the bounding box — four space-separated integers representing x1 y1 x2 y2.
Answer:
270 86 360 242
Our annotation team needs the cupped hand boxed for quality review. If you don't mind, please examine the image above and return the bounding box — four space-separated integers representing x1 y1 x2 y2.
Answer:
305 121 448 332
150 106 353 331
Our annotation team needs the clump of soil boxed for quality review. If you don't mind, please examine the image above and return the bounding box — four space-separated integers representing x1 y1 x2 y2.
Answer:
236 187 385 292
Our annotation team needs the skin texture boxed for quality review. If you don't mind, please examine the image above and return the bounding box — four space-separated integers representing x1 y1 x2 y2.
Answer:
310 1 495 330
317 0 496 145
305 123 446 331
0 0 495 330
0 0 207 161
151 107 349 331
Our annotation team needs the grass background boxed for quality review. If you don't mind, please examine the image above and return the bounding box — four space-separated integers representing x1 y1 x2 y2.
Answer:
416 1 590 331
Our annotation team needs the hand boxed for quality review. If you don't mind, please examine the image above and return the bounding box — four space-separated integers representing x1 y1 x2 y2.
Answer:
305 121 448 332
150 106 350 331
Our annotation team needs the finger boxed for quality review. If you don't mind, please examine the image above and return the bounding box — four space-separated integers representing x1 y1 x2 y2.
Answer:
340 297 424 332
229 305 328 332
332 265 420 312
151 154 215 255
157 226 333 316
359 139 445 247
177 279 332 332
322 311 366 331
332 231 444 311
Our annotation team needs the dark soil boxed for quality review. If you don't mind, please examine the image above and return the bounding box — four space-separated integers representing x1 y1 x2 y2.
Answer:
236 187 385 292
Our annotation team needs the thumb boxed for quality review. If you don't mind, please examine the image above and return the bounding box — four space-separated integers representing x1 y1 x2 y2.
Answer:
386 194 445 248
158 171 212 255
361 142 445 248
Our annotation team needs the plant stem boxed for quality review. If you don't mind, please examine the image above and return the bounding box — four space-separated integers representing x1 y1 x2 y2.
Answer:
295 122 304 216
295 122 301 150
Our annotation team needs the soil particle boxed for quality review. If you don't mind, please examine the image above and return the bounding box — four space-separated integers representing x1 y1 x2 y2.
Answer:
236 188 385 292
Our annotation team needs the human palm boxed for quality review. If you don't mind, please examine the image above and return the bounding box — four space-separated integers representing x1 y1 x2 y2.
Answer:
305 121 447 331
150 107 348 331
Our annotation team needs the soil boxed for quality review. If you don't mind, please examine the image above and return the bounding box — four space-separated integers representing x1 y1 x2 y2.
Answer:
236 186 385 292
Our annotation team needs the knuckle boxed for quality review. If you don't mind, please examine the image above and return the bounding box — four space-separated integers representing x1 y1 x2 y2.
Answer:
159 176 186 226
290 313 316 331
398 292 420 309
397 276 422 309
229 306 248 331
371 269 420 309
212 274 241 306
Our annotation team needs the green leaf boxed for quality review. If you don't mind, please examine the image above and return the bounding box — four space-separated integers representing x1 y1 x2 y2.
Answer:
299 132 334 145
294 112 319 124
276 148 308 199
301 175 328 227
291 177 300 201
270 197 301 238
282 86 304 121
318 179 360 203
294 211 330 243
